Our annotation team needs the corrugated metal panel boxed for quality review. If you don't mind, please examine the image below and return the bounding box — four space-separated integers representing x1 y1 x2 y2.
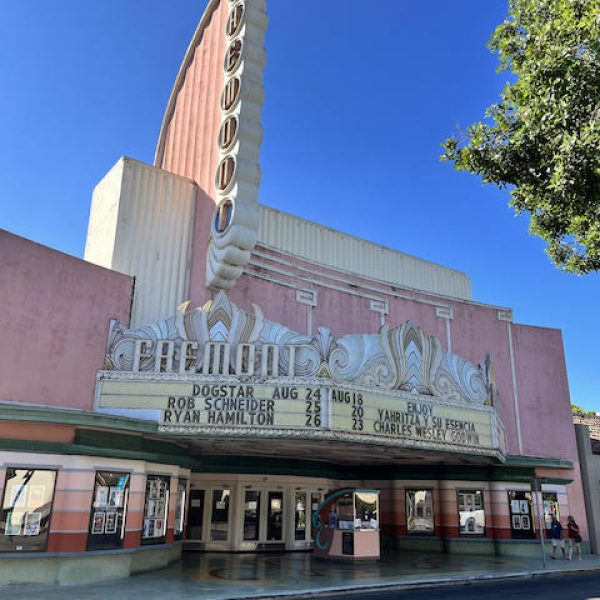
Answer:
258 205 472 300
86 158 196 327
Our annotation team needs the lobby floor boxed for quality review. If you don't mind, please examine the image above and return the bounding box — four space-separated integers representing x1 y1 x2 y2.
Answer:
6 549 600 599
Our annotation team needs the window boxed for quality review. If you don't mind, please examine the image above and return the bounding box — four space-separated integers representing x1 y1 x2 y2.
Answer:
406 489 434 534
221 77 241 111
87 471 130 550
355 491 379 530
210 488 230 541
243 490 260 541
508 490 534 539
215 199 233 233
457 490 485 536
0 468 57 552
226 3 244 38
174 479 187 539
215 156 235 192
218 116 238 151
224 39 243 74
142 475 170 544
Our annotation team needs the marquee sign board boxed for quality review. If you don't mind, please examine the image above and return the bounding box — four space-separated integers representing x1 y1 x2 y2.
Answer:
96 377 501 454
95 292 505 459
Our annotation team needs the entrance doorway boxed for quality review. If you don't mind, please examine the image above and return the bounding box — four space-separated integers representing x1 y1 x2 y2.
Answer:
186 475 327 552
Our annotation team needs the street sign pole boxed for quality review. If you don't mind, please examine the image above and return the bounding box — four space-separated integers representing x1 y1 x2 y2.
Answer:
532 478 547 569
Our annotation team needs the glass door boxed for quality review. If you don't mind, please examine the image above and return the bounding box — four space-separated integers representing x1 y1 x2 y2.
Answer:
267 491 283 541
243 490 261 541
187 490 205 541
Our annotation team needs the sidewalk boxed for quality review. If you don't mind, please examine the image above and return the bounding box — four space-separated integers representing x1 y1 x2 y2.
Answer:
5 549 600 600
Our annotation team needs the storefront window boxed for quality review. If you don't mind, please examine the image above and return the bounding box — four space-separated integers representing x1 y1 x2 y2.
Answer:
243 490 260 541
87 471 130 550
174 479 187 539
267 491 283 541
406 489 434 534
457 490 485 536
142 475 170 544
211 488 230 541
0 468 57 552
543 492 560 529
295 491 307 540
508 490 535 539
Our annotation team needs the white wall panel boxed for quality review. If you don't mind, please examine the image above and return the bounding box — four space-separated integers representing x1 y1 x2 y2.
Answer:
85 157 196 327
258 205 472 300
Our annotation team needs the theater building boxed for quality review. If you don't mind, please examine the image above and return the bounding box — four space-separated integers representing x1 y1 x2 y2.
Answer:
0 0 587 586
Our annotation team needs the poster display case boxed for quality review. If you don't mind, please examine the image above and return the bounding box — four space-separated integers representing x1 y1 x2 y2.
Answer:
0 468 57 552
313 489 380 561
142 475 170 545
87 471 130 550
457 490 485 536
508 490 535 539
406 489 434 534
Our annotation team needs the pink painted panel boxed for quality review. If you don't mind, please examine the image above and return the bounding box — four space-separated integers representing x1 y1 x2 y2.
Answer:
512 324 575 459
0 230 132 411
158 0 228 199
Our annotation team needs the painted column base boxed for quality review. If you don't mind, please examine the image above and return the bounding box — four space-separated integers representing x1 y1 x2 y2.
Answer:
0 542 182 586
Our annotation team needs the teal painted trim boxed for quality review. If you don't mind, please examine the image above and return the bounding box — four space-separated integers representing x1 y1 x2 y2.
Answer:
505 455 574 470
0 438 198 469
0 403 157 434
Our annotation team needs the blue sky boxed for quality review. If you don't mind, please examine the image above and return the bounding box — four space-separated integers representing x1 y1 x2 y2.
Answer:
1 1 598 410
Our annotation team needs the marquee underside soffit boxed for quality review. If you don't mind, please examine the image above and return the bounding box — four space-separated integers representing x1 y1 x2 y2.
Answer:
182 436 500 467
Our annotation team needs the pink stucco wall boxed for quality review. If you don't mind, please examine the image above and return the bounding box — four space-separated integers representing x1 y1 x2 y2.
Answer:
0 230 132 411
188 240 576 464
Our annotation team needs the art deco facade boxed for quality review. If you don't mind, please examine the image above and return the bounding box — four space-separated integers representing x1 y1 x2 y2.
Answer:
0 0 585 585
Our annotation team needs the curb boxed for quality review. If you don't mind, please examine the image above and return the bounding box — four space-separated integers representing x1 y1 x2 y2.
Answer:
228 563 600 600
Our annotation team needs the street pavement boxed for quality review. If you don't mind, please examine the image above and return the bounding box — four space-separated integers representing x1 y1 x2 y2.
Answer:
4 550 600 599
317 572 600 599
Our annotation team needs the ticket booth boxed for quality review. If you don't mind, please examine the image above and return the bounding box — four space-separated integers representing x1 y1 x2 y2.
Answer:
312 488 380 561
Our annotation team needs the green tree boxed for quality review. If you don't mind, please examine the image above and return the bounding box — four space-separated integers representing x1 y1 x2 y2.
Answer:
572 403 596 415
442 0 600 274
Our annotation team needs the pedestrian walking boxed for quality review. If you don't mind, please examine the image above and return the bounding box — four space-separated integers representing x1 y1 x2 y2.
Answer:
549 515 566 559
567 515 582 560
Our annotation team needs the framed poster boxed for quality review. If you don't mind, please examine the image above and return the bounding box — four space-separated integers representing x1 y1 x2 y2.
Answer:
95 486 109 508
149 480 159 499
154 519 164 535
28 485 46 508
104 512 118 534
108 487 122 508
92 512 106 534
512 515 522 530
23 512 41 536
4 512 23 536
9 485 26 509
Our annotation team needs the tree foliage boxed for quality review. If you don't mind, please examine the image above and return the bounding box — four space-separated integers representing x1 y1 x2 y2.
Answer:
572 403 596 415
442 0 600 273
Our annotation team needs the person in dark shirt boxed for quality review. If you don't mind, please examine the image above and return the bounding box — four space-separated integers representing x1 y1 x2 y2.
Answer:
549 515 566 559
567 515 582 560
